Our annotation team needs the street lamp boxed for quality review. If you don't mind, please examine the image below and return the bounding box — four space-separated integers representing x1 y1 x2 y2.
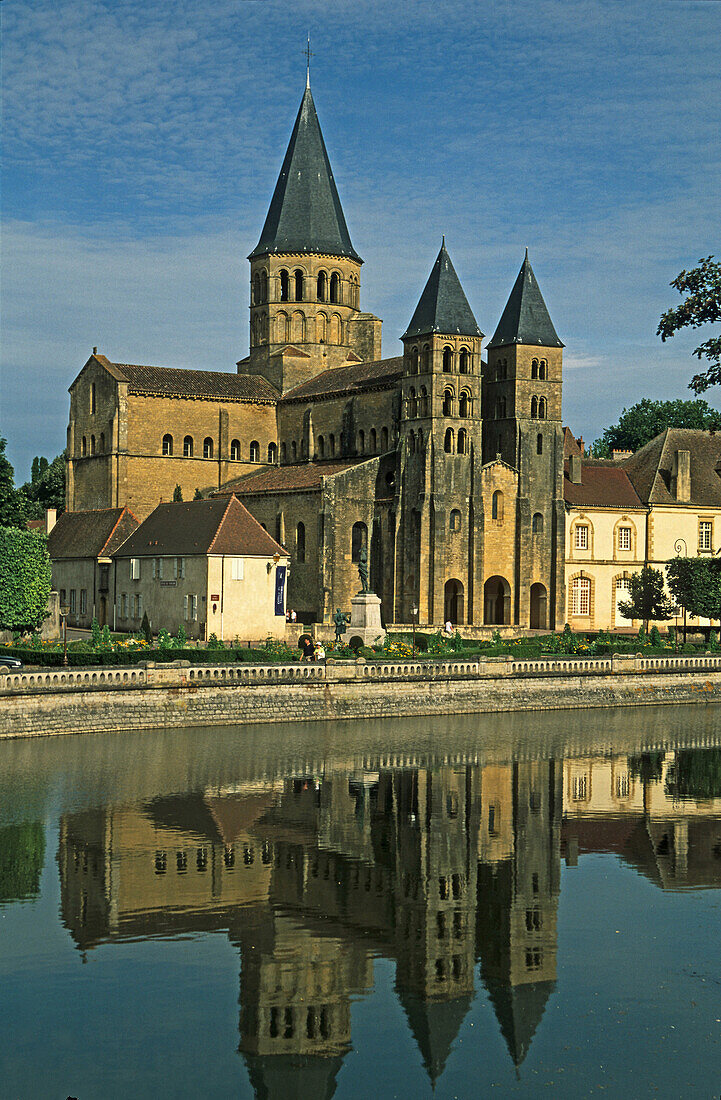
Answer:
59 606 70 666
674 539 688 643
412 605 419 657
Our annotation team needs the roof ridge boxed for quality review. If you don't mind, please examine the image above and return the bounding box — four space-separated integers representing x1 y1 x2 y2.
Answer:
98 506 129 557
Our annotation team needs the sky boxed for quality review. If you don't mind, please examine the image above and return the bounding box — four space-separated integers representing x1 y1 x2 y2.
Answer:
2 0 720 480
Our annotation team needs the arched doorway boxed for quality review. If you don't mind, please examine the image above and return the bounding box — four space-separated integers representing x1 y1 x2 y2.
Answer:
444 579 464 625
530 583 547 630
484 576 511 625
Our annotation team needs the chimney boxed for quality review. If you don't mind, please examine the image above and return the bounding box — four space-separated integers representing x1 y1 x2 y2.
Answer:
569 454 582 484
672 449 691 502
576 436 585 455
45 508 57 535
93 346 98 355
612 449 633 461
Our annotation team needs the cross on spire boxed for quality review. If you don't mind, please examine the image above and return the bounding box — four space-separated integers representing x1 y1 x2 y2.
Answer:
305 34 314 89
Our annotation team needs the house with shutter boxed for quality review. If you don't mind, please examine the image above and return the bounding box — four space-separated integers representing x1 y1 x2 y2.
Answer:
112 496 289 640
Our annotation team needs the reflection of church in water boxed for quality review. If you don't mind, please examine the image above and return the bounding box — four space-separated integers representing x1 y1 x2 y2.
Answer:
58 752 720 1095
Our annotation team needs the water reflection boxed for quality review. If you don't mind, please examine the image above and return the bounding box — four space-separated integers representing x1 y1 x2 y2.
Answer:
52 743 721 1092
0 822 45 903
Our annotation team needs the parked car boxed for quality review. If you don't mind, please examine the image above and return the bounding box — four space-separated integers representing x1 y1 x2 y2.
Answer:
0 655 23 670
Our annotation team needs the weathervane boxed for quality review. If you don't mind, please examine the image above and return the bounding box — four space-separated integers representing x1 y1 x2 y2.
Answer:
305 34 314 88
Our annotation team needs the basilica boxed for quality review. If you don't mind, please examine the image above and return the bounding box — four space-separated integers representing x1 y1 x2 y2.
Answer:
65 78 568 629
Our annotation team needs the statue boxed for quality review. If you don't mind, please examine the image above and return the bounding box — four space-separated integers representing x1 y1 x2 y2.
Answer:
333 607 350 641
357 545 370 594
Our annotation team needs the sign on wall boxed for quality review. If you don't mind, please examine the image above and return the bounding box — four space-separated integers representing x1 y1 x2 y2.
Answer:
274 566 286 616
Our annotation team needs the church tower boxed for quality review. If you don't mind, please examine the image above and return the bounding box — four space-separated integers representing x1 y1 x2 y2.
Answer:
482 253 566 628
395 242 484 624
242 79 381 394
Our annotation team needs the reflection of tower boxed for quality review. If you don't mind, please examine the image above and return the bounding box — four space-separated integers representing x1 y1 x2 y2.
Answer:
390 765 481 1086
477 760 562 1068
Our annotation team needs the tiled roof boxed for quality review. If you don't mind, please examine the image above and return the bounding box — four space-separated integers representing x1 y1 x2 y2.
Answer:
564 461 645 509
249 85 361 263
488 251 563 349
48 508 139 559
563 427 583 458
217 459 365 495
403 240 482 340
281 357 403 402
116 497 288 558
623 428 721 506
91 355 279 403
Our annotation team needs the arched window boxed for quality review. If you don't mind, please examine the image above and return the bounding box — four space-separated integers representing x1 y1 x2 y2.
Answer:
411 347 419 374
459 348 469 374
296 522 306 563
253 273 261 305
492 490 504 521
294 269 304 302
531 396 538 419
532 512 544 536
450 509 462 532
537 433 543 455
276 312 289 343
539 359 547 380
89 383 96 415
230 439 240 460
358 429 365 454
268 442 277 463
381 427 388 451
329 433 336 457
99 433 105 452
459 391 470 418
351 521 367 563
539 397 547 420
300 438 307 459
184 435 194 457
420 386 428 416
457 428 468 454
280 269 289 302
330 272 341 303
292 311 306 343
162 434 173 456
90 435 96 455
317 435 325 458
418 427 424 450
203 437 213 459
370 428 377 452
330 313 341 343
443 347 453 373
443 389 454 416
495 397 506 420
408 430 416 454
260 270 268 302
81 436 87 457
531 358 539 380
421 344 430 371
444 428 454 453
249 440 260 462
291 441 297 461
317 271 327 302
317 313 327 343
409 387 417 418
280 442 287 463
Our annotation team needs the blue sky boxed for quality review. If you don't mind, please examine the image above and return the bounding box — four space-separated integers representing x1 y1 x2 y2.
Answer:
2 0 720 479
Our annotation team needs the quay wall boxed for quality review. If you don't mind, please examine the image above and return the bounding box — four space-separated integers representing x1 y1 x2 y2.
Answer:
1 654 721 740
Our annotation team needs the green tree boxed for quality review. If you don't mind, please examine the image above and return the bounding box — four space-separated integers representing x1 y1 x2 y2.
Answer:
665 748 721 800
0 438 27 528
172 484 183 501
666 557 721 621
618 566 674 633
591 398 721 457
0 822 46 902
21 452 66 518
0 527 51 631
657 256 721 393
193 488 203 500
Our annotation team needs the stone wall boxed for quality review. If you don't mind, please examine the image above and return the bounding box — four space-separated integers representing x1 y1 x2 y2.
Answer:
2 654 720 740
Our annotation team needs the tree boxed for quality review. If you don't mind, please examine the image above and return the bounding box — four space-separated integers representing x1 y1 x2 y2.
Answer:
0 822 46 902
666 557 721 622
0 438 27 528
618 566 674 633
21 452 66 518
666 748 721 800
0 527 52 631
657 255 721 393
172 484 183 501
591 398 721 457
193 488 203 499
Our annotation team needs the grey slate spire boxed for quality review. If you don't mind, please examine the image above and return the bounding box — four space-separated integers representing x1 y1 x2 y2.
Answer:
488 251 563 348
403 240 483 340
249 85 361 262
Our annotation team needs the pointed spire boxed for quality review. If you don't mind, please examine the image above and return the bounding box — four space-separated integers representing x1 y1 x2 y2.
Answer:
488 252 563 349
249 85 361 262
403 240 483 340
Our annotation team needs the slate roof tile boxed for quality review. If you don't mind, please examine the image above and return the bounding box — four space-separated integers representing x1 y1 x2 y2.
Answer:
116 497 287 558
488 251 563 349
48 508 139 559
403 240 482 340
216 459 366 495
91 355 278 403
281 357 403 401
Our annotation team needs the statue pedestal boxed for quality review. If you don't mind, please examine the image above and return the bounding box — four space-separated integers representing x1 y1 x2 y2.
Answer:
347 593 385 647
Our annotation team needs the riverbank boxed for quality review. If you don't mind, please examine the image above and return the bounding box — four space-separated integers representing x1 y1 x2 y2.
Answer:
2 653 721 740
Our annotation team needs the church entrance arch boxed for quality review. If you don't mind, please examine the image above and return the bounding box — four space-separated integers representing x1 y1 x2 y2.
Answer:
530 583 547 630
444 580 464 625
484 576 511 625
